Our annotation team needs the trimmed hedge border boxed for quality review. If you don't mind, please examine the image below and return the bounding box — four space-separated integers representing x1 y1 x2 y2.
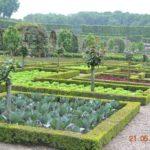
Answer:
0 92 140 150
62 66 107 74
74 74 150 88
34 70 80 80
12 85 149 105
34 77 150 91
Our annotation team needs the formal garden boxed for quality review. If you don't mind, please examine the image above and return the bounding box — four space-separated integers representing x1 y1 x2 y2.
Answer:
0 24 149 150
0 1 150 149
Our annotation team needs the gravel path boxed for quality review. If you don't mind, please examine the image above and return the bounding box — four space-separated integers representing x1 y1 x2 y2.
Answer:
0 143 54 150
104 104 150 150
0 104 150 150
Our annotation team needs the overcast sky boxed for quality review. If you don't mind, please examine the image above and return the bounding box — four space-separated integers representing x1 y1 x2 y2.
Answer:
12 0 150 19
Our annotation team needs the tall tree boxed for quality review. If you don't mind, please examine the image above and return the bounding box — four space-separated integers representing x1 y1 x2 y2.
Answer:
3 26 20 56
0 0 20 18
58 29 73 52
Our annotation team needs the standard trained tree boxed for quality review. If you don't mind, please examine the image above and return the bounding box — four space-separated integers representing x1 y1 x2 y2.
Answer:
56 45 64 73
3 26 20 56
84 34 102 92
125 51 133 80
0 59 16 120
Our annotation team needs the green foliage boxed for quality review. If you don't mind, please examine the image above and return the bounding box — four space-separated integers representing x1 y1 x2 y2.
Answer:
82 25 150 37
55 46 65 73
71 34 78 53
108 39 114 50
17 24 49 57
125 51 134 80
108 38 125 53
58 29 73 52
84 49 102 68
114 38 125 53
128 42 137 52
143 54 148 62
84 34 102 68
24 11 150 27
11 71 145 97
125 51 133 61
85 34 97 49
0 59 16 118
11 70 56 83
137 42 144 51
19 43 28 58
0 59 15 82
3 26 20 56
84 34 102 91
0 0 20 18
0 92 140 150
127 35 142 42
56 46 64 55
0 19 17 29
0 94 119 133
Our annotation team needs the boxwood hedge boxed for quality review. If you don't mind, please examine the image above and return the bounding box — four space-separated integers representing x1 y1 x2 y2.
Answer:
0 92 140 150
12 85 149 105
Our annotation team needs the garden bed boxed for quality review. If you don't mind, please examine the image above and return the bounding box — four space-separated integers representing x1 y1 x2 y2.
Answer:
0 93 121 134
63 65 107 73
95 74 150 85
10 70 150 105
0 92 140 150
12 85 149 105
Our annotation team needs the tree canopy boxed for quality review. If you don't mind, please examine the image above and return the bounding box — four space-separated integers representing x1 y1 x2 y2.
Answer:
24 11 150 26
0 0 20 18
58 29 73 52
3 26 20 56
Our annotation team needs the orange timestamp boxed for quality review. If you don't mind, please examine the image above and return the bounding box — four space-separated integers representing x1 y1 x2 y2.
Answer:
129 135 150 143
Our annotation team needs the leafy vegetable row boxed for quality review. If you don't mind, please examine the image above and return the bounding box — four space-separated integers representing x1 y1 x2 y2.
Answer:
11 70 145 97
0 94 119 133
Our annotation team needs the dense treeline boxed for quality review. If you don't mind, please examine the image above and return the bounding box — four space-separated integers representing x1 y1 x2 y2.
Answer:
24 11 150 26
82 25 150 37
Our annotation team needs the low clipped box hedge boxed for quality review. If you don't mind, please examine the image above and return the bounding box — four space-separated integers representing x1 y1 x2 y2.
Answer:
12 85 149 105
34 77 150 93
0 92 140 150
63 65 107 74
34 70 80 80
72 76 150 91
